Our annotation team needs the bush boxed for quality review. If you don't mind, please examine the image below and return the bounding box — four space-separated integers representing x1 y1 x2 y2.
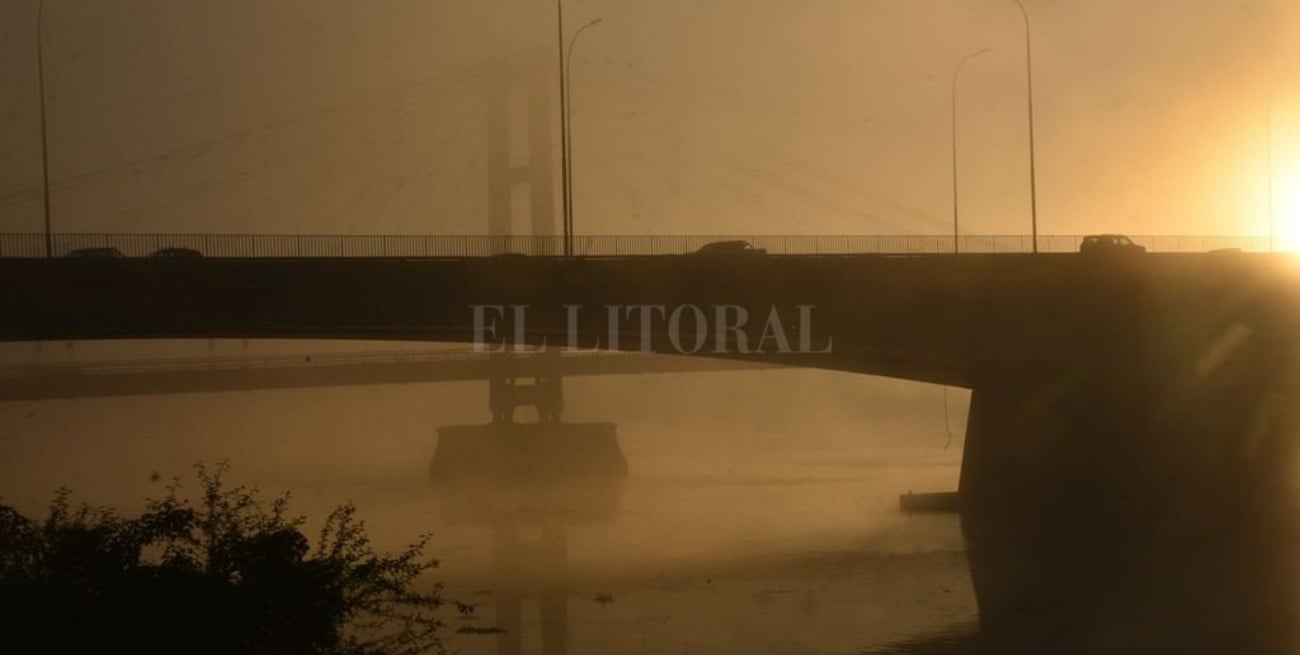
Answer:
0 463 446 655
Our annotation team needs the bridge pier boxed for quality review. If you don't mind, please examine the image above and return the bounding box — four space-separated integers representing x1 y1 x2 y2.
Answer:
956 356 1300 646
960 361 1300 520
490 372 563 424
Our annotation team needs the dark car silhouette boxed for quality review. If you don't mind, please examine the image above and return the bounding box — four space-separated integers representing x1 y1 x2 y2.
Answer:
150 247 203 258
692 239 768 256
63 247 124 258
1079 234 1146 254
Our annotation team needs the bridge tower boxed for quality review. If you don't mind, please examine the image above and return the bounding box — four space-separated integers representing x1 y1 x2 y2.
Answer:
484 52 559 254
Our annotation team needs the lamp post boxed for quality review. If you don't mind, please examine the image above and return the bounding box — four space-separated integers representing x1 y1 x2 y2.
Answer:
565 17 602 258
556 2 602 257
36 0 53 258
1011 0 1039 253
951 47 991 253
556 2 569 256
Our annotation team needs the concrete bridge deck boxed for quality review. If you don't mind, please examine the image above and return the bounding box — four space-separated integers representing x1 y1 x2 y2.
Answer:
3 251 1298 385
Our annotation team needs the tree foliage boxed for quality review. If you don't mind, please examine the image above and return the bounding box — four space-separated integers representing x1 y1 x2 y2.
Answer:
0 463 446 655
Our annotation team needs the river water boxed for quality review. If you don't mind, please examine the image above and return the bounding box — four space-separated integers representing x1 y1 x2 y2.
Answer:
3 366 1299 653
334 439 976 655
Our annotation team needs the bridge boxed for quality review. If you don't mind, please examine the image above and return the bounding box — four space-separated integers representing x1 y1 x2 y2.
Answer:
2 26 1289 646
3 40 1292 647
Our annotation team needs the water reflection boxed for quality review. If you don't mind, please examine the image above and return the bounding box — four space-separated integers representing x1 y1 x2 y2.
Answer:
423 417 1300 654
489 519 572 655
427 418 979 654
430 421 626 655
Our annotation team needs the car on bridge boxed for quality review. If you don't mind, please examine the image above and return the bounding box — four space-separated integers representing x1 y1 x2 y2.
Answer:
691 239 768 256
150 247 203 258
1079 234 1146 254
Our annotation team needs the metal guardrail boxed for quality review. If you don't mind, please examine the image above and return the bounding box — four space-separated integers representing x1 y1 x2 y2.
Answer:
0 233 1274 258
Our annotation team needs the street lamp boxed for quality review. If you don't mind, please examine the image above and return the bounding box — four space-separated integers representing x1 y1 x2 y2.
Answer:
36 0 53 258
951 47 992 253
565 17 602 258
1011 0 1039 253
556 2 602 257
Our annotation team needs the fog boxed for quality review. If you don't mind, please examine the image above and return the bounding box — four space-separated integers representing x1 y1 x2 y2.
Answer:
0 360 968 529
1 0 1298 237
0 360 975 653
4 1 1300 652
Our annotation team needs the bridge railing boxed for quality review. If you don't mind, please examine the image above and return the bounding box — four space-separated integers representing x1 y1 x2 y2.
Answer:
0 233 1275 258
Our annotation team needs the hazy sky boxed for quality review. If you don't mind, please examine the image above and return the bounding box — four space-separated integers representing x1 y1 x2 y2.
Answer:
0 0 1297 238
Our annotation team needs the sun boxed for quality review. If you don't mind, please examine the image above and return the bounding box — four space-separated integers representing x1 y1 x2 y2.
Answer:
1269 94 1300 251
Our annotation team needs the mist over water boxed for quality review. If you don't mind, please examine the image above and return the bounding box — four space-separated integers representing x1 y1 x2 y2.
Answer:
0 357 980 653
8 335 1300 652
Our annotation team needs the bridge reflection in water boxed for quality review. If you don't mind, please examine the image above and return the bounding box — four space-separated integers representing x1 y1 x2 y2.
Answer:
424 428 1300 654
874 509 1300 654
430 421 627 655
875 455 1300 653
